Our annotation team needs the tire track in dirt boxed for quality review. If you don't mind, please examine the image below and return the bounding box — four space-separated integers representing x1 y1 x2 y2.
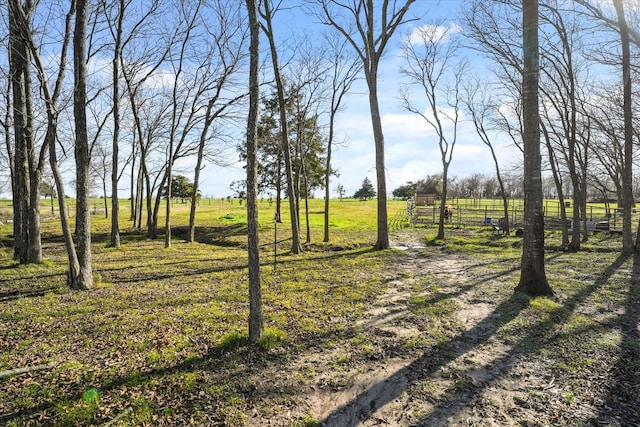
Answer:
252 234 546 426
311 244 490 426
313 239 529 426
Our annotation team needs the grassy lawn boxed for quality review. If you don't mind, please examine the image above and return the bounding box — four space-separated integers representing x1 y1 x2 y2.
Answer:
0 198 395 425
0 198 638 425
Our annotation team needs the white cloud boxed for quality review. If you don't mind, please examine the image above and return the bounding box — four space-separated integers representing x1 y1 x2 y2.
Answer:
408 22 463 45
381 112 434 139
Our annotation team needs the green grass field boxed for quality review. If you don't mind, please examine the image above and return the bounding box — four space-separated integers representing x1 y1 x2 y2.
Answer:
0 198 398 425
0 197 637 425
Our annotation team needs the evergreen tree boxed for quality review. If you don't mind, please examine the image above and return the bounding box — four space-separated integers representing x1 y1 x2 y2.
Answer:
354 177 376 200
162 175 196 201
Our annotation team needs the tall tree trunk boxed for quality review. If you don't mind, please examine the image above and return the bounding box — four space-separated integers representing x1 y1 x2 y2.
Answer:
515 0 553 296
27 162 42 264
438 165 449 239
130 139 137 222
23 53 42 264
15 0 77 275
188 150 203 242
50 120 81 285
165 162 173 247
143 157 154 237
188 101 214 243
188 114 214 242
323 120 333 242
322 39 359 243
570 180 583 250
135 163 144 229
613 0 634 252
368 74 389 249
109 0 124 248
8 2 30 263
2 83 14 224
318 0 415 247
302 163 311 243
246 0 262 344
323 154 332 242
275 151 282 221
541 120 569 247
261 0 302 254
73 0 94 290
150 171 166 239
16 51 40 266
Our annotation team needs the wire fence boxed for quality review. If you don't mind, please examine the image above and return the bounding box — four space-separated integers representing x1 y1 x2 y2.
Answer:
407 199 638 232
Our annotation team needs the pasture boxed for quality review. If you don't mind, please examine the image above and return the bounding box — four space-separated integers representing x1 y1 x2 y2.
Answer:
0 198 638 426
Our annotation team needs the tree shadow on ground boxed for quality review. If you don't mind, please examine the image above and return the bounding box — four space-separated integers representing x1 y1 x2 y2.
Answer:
87 225 249 248
320 252 631 426
91 244 376 285
320 285 528 425
172 224 248 248
0 285 62 303
414 252 632 426
4 245 627 425
0 308 382 425
0 245 385 424
591 253 640 424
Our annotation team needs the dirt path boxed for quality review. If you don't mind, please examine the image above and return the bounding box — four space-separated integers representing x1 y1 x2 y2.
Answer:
315 246 495 426
293 235 519 426
249 231 626 426
296 236 555 426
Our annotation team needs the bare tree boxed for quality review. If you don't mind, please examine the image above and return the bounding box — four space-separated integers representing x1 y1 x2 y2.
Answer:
188 0 248 243
8 1 84 273
515 0 553 296
0 75 12 206
245 0 262 344
461 77 511 234
539 1 591 250
400 21 466 240
118 8 173 237
317 0 416 250
164 0 202 249
73 0 94 290
285 45 331 244
574 0 640 47
102 0 127 247
574 0 638 250
322 34 360 243
7 0 43 264
110 0 163 230
585 88 627 206
539 106 570 247
259 0 303 254
613 0 634 252
464 0 525 160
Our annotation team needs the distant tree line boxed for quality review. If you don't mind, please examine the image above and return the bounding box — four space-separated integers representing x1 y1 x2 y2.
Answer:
392 173 640 202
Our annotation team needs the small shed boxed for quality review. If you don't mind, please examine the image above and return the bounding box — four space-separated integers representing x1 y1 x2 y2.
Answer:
415 193 436 206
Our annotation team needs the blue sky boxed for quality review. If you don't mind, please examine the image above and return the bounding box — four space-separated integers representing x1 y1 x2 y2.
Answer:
197 0 520 198
0 1 520 200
